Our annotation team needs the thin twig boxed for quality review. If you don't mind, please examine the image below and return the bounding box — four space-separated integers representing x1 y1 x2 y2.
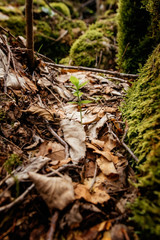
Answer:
46 211 59 240
47 164 82 177
0 183 34 213
90 161 98 191
44 0 71 21
37 94 69 159
46 123 69 159
0 164 81 212
1 36 11 93
46 63 138 78
0 135 23 153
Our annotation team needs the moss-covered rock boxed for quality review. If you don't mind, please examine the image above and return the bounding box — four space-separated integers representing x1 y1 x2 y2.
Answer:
3 15 25 36
50 2 71 17
0 5 22 15
68 15 117 68
117 0 160 73
121 44 160 238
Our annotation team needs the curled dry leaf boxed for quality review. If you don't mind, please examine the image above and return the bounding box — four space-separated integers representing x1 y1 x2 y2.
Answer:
24 105 55 121
28 172 75 210
36 141 65 161
60 119 86 163
6 156 50 185
88 113 114 140
96 156 118 179
74 183 110 205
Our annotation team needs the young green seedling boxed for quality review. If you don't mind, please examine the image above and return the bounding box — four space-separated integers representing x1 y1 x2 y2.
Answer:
69 76 92 124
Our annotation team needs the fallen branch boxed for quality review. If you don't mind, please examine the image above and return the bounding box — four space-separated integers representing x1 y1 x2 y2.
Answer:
90 161 97 191
0 183 34 213
46 63 138 78
46 211 59 240
106 122 139 162
44 0 71 21
1 35 11 93
0 164 81 213
37 94 69 159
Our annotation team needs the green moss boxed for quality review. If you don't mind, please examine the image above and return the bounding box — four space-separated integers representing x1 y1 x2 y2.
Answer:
117 0 160 73
50 2 71 17
4 154 22 174
0 5 22 15
69 27 116 68
89 15 117 38
121 44 160 238
59 56 70 65
4 16 25 36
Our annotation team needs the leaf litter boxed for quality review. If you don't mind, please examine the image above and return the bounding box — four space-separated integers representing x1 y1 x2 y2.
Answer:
0 34 138 239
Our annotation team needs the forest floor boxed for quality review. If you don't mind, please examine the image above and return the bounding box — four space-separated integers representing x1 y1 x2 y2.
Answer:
0 34 138 240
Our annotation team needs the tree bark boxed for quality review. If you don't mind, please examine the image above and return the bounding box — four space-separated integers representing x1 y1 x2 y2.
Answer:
25 0 35 71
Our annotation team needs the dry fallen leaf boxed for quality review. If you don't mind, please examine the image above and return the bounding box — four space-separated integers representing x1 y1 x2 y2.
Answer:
74 183 110 204
36 141 65 160
97 156 118 178
28 172 75 210
86 142 113 161
6 156 50 185
24 105 56 121
60 119 86 163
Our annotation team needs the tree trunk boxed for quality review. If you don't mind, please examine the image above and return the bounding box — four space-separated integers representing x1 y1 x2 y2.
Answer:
25 0 35 71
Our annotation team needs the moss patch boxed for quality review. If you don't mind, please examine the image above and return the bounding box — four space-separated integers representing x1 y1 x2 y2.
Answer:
121 44 160 238
50 2 71 17
4 16 25 36
68 15 117 68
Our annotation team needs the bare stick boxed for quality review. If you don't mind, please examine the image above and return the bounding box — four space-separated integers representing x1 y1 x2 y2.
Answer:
1 36 11 93
47 164 82 177
106 121 139 162
0 183 34 213
46 211 59 240
46 123 69 159
44 0 71 21
26 0 35 70
46 63 138 78
90 161 98 191
37 95 69 159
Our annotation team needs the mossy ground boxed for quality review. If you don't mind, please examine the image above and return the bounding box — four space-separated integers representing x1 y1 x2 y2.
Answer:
64 14 117 68
121 44 160 238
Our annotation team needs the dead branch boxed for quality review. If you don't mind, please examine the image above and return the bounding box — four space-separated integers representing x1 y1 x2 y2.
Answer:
0 183 34 213
90 161 98 191
37 94 69 159
44 0 71 21
46 211 59 240
25 0 35 70
1 36 11 93
46 63 138 79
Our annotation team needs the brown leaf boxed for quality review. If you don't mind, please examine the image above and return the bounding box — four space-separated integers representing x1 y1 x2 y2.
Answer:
86 142 112 161
74 183 110 204
36 141 65 160
96 156 118 178
61 119 86 163
28 172 75 210
24 105 55 121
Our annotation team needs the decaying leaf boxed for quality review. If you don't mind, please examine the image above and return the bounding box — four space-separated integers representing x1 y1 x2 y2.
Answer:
60 119 86 163
28 172 75 210
24 105 55 121
36 141 65 160
74 183 110 204
6 156 50 185
97 156 118 178
88 113 114 140
86 142 112 161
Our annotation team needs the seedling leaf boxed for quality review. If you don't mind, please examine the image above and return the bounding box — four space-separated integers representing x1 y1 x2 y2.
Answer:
80 100 92 104
70 76 79 88
79 81 88 89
